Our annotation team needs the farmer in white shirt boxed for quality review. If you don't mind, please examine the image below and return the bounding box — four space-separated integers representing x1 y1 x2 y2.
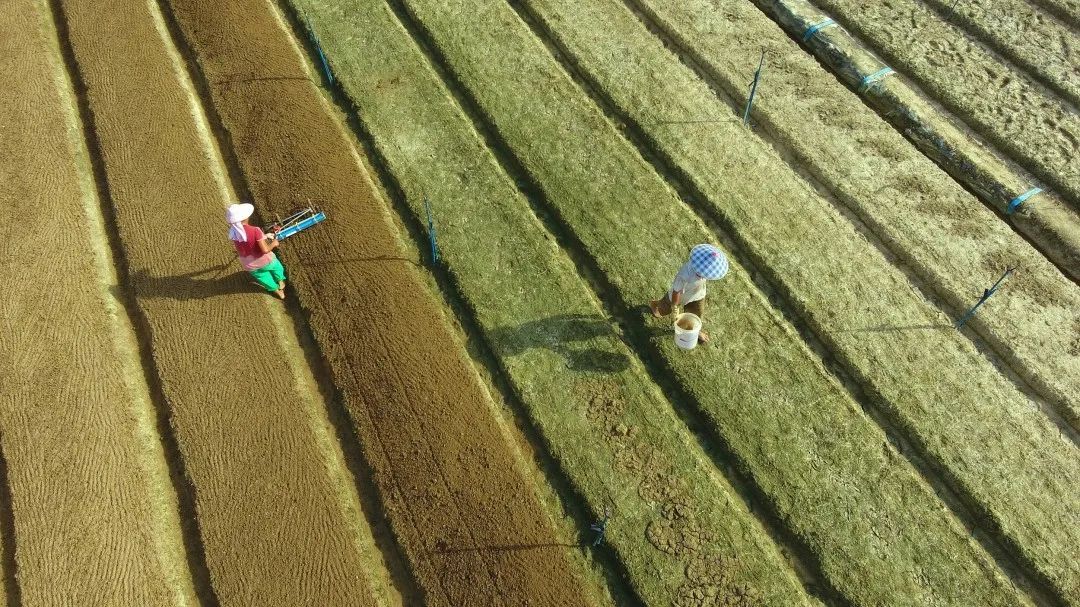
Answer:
650 244 729 344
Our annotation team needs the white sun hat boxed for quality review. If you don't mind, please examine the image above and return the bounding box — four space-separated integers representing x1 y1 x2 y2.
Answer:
226 203 255 242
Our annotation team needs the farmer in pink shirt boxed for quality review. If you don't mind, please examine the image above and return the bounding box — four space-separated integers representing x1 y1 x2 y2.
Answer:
226 203 287 299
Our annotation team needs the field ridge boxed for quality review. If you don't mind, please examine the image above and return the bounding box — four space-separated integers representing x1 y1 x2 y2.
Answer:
616 0 1080 443
272 5 644 604
41 0 218 601
373 0 846 600
147 3 414 601
913 0 1080 107
496 1 1068 602
494 0 1080 596
802 0 1080 209
159 0 606 604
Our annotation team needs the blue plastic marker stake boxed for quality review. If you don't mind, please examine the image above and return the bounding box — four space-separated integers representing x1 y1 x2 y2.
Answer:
743 49 766 127
858 67 894 92
308 24 334 85
803 18 836 41
1006 187 1042 215
589 513 610 547
424 197 440 264
955 267 1014 328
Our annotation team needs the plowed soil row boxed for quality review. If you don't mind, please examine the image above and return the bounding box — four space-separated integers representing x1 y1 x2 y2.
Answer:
1034 0 1080 25
751 0 1080 287
620 0 1080 442
0 1 193 603
918 0 1079 106
811 0 1080 208
55 0 393 603
287 0 821 603
158 0 596 604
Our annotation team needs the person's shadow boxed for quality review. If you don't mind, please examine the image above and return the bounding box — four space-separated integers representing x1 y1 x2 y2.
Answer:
116 260 257 302
492 313 629 374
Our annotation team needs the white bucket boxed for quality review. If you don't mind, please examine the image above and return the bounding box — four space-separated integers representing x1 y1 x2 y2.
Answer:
673 313 702 350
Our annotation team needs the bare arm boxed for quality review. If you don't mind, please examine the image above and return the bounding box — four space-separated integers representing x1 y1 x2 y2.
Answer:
257 233 279 253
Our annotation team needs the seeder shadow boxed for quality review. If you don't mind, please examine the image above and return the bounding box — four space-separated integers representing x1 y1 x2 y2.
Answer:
119 261 260 302
492 313 629 374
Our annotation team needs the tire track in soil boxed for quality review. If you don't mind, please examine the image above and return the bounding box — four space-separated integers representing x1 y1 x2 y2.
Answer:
53 0 394 604
2 0 199 604
159 0 600 604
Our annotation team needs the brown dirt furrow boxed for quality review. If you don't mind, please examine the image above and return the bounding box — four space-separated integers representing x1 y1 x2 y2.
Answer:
159 0 598 604
54 0 391 603
0 1 197 604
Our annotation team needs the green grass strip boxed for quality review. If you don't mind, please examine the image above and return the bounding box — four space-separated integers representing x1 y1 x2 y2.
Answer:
329 0 1037 605
508 0 1080 601
439 0 1079 602
633 0 1080 429
809 0 1080 207
286 0 817 604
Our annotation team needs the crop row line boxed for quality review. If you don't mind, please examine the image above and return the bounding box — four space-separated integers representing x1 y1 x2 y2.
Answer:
626 0 1079 442
915 0 1080 109
383 0 903 603
741 0 1080 432
1025 0 1080 31
502 0 1063 604
44 0 218 603
272 1 651 604
0 443 19 605
801 0 1080 211
150 0 429 602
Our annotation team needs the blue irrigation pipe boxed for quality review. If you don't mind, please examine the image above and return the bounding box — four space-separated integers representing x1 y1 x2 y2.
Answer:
424 197 440 264
955 267 1015 328
742 49 766 127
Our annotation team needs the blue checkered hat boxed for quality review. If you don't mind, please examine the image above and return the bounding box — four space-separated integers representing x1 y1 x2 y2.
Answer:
688 244 729 280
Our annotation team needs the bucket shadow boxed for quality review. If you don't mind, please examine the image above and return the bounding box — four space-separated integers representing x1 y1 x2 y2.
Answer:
492 314 629 374
117 261 261 302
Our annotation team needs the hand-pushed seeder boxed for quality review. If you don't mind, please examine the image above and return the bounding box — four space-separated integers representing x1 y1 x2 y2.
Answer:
265 205 327 240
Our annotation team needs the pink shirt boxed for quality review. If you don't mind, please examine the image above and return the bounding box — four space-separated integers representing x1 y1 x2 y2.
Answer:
232 225 274 270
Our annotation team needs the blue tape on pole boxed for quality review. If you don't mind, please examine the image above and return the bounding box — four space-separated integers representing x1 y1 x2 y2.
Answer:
803 18 836 41
1006 187 1042 214
858 67 894 92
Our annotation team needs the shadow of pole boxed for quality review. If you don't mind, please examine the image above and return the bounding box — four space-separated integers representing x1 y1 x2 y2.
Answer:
837 323 953 334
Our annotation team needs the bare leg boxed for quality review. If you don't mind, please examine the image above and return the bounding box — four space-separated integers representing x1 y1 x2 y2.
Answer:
650 294 673 318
